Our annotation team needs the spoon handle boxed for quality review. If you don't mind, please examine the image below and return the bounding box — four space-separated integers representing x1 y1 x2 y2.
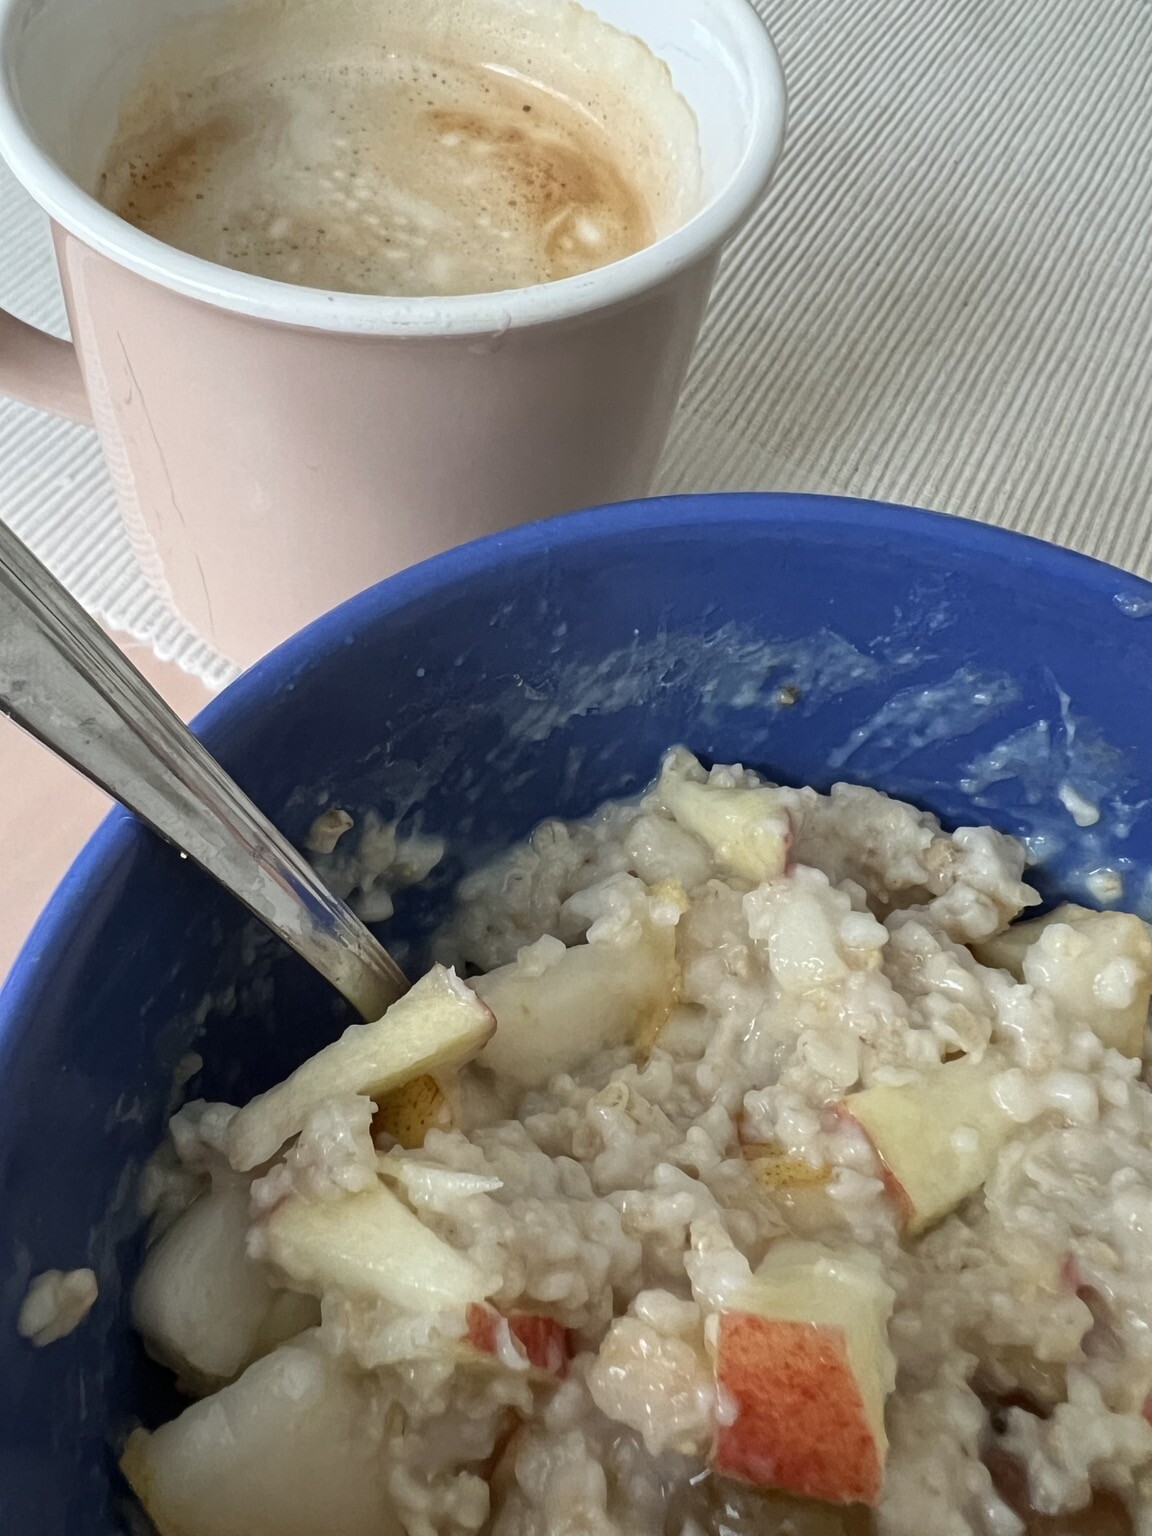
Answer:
0 518 407 1020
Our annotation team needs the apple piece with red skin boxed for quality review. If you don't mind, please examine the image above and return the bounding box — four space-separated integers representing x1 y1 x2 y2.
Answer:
228 967 494 1172
712 1240 896 1508
465 1303 572 1379
836 1052 1021 1236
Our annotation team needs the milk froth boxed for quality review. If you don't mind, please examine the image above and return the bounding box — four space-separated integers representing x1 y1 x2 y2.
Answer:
98 0 701 297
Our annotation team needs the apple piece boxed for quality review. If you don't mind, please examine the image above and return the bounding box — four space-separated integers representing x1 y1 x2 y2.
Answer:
120 1337 399 1536
260 1179 493 1311
133 1179 318 1393
659 757 791 883
712 1239 895 1507
228 966 494 1171
372 1073 450 1149
972 905 1152 1057
472 883 684 1089
1023 909 1151 1057
465 1302 572 1379
972 903 1097 976
838 1053 1020 1235
16 1267 98 1347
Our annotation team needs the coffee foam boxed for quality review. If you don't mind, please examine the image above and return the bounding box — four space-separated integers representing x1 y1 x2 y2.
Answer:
97 0 702 297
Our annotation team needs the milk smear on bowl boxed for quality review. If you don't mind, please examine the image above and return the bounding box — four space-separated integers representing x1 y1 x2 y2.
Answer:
119 749 1152 1535
17 1269 99 1347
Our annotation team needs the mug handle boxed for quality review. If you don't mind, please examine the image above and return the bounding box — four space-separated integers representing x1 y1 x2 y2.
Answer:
0 306 93 425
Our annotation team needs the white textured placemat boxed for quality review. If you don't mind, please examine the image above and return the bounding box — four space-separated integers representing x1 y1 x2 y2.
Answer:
658 0 1152 578
2 0 1150 686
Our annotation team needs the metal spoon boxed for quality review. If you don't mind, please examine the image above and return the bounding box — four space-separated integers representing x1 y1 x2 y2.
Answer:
0 517 408 1020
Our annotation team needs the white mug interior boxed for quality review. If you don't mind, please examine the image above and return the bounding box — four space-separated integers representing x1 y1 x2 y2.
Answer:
0 0 785 331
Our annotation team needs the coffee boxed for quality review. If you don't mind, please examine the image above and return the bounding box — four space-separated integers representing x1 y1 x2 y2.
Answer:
97 0 700 298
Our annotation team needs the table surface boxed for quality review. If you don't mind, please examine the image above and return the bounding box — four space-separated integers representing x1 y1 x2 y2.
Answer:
2 0 1152 976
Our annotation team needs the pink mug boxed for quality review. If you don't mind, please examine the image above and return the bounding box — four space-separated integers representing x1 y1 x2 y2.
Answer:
0 0 785 669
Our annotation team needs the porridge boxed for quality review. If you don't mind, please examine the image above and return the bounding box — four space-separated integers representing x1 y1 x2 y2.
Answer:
119 749 1152 1535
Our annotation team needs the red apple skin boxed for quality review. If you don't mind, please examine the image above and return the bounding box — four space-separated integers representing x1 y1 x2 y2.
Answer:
830 1102 914 1231
712 1311 884 1507
869 1151 914 1232
466 1304 572 1378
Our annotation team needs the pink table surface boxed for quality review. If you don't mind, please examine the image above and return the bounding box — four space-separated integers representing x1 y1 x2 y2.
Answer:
0 633 211 984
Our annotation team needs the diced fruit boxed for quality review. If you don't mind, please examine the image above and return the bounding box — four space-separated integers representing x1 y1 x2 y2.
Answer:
473 886 683 1089
972 905 1152 1058
838 1053 1020 1235
132 1180 316 1393
718 1241 897 1505
228 967 495 1171
120 1337 401 1536
972 904 1096 976
16 1268 98 1346
659 756 791 883
373 1073 449 1149
260 1179 492 1311
465 1303 571 1378
712 1240 895 1507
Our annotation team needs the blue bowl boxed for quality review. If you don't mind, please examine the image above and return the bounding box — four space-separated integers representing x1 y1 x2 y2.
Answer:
3 492 1152 1532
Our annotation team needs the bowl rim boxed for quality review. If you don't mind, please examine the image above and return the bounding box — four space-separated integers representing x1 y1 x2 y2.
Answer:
4 490 1151 1055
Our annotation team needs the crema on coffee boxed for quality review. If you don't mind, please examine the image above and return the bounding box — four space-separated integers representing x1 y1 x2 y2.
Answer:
97 0 701 297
